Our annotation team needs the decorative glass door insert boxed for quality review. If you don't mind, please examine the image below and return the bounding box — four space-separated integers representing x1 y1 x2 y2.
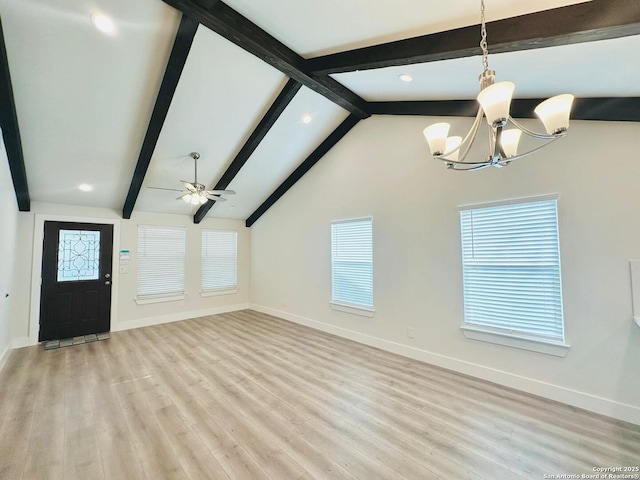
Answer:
57 230 101 282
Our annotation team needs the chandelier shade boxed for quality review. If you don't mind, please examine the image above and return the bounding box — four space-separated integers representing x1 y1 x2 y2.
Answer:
476 81 515 126
500 129 522 158
423 122 451 156
534 94 575 135
423 0 574 171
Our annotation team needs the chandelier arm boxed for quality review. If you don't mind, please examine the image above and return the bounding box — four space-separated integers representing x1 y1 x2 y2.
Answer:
438 158 491 166
433 107 484 163
456 106 484 163
448 162 492 172
508 117 558 140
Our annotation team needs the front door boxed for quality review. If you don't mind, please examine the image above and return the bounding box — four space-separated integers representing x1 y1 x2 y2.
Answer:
39 221 113 341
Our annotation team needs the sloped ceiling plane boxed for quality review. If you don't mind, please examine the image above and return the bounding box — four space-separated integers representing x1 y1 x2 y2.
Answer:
1 0 639 226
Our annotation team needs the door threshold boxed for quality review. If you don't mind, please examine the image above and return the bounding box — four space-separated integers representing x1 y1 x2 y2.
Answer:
43 332 110 350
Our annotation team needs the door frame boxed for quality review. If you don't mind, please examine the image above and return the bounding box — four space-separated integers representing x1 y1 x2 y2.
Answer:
29 214 121 346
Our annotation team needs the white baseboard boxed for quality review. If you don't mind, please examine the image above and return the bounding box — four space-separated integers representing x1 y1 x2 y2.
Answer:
0 336 33 373
249 304 640 427
112 303 250 332
12 336 31 349
0 340 12 373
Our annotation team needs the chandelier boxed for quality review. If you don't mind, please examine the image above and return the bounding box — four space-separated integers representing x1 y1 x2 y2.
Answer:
423 0 574 171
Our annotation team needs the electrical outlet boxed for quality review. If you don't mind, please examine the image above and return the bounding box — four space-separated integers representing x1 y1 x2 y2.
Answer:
407 327 415 339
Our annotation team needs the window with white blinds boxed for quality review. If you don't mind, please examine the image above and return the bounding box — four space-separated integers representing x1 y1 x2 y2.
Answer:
137 225 186 300
201 230 237 293
460 197 565 342
331 218 373 310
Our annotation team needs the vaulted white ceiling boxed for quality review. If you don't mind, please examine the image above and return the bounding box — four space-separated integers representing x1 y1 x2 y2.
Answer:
1 0 637 222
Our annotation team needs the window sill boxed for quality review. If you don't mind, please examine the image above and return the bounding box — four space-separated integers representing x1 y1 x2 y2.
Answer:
135 294 186 305
460 324 570 357
330 302 375 318
200 288 238 298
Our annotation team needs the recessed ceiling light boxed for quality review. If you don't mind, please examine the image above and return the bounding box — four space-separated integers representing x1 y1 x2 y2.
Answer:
78 184 93 192
91 13 116 35
399 74 413 83
302 114 312 124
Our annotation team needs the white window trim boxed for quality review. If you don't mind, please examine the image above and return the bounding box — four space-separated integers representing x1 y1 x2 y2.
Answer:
330 301 375 318
135 293 186 305
458 192 559 212
460 324 570 357
200 288 238 298
458 194 568 355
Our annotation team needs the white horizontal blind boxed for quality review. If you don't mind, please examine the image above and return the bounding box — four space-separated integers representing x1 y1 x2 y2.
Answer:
460 199 564 341
201 230 237 292
137 225 186 299
331 218 373 309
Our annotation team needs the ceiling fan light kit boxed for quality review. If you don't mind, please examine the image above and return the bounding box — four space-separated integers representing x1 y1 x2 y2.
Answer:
424 0 574 171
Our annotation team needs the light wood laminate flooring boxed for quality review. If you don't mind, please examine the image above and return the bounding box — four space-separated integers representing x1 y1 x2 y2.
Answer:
0 309 638 479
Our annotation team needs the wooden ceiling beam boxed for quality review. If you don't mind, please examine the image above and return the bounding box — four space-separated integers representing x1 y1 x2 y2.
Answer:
369 98 640 122
122 14 199 219
307 0 640 75
246 114 361 227
161 0 370 119
0 16 29 211
194 78 302 223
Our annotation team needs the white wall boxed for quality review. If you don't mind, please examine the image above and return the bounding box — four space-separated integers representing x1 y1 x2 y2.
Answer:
10 201 250 343
0 139 19 369
250 115 640 424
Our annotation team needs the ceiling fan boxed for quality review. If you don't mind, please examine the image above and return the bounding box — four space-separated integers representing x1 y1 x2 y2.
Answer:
147 152 235 206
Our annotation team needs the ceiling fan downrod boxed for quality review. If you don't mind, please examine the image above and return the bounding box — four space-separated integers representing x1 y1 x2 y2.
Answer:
190 152 200 186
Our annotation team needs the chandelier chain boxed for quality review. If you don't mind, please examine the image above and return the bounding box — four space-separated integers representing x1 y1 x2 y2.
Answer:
480 0 489 72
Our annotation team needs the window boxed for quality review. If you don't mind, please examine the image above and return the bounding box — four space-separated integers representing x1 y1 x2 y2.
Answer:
459 196 567 355
136 225 186 303
331 217 374 315
201 230 238 295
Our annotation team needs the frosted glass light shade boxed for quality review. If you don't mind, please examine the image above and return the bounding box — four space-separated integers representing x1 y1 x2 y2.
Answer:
443 136 462 161
198 195 208 205
182 193 193 203
190 195 201 205
477 81 515 126
500 129 522 158
534 94 574 135
423 122 450 155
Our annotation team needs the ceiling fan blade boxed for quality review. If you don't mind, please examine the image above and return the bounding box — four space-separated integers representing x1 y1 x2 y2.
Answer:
204 189 236 195
180 181 197 192
147 186 185 192
206 195 227 202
